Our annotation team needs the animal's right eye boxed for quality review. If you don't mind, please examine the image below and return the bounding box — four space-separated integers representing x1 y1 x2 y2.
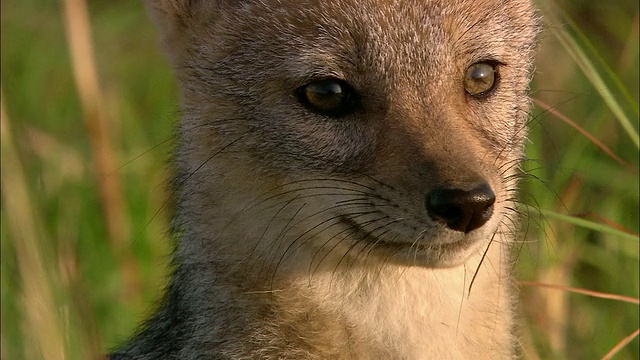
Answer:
297 79 357 117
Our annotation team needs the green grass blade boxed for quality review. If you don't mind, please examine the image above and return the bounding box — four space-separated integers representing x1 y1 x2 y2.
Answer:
525 205 639 241
550 11 640 149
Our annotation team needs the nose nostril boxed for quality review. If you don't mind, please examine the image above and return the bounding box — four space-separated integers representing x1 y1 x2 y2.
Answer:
426 183 495 233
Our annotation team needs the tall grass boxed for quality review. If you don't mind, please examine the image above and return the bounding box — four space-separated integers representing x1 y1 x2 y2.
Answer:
519 1 639 358
1 0 637 359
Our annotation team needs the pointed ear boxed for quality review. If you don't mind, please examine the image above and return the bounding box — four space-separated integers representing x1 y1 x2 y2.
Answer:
144 0 235 65
145 0 199 34
145 0 211 65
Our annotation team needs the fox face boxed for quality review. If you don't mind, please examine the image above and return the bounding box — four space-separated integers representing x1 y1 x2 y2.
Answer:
149 0 538 269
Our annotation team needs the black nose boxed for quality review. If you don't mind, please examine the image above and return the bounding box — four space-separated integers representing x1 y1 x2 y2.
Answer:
426 183 495 233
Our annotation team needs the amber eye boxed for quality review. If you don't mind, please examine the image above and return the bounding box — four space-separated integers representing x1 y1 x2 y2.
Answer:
297 79 356 116
464 62 497 96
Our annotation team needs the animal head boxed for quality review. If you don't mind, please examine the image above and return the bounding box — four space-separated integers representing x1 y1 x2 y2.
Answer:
147 0 539 269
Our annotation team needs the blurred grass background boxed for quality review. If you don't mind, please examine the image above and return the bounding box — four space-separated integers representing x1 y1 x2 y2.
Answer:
1 0 637 359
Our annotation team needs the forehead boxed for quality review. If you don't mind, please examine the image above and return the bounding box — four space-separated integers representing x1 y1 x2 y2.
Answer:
224 0 532 66
197 0 536 98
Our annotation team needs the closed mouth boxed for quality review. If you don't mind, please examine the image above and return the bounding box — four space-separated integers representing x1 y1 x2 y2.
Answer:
340 215 385 245
339 215 421 251
339 215 478 252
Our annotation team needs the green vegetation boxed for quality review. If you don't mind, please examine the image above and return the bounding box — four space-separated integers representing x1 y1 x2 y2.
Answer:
1 0 637 359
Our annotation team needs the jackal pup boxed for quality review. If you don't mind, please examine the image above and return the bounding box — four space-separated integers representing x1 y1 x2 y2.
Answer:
111 0 539 358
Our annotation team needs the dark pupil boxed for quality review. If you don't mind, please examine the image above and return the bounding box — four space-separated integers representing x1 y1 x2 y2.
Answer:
305 81 346 110
471 65 492 83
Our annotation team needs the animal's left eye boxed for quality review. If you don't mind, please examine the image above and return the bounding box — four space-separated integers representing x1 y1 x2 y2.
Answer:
464 62 497 96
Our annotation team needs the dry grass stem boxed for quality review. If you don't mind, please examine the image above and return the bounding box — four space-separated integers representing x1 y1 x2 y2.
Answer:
60 0 140 302
533 98 632 170
520 281 640 304
1 95 67 360
601 328 640 360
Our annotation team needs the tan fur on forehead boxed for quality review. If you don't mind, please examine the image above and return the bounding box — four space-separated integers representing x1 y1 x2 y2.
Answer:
148 0 538 60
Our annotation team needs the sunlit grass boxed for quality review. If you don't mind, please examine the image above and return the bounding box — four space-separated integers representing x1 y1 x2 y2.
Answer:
519 1 638 358
1 0 637 359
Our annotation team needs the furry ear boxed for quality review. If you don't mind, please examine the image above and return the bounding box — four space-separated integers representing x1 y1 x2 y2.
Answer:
145 0 199 34
145 0 213 65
